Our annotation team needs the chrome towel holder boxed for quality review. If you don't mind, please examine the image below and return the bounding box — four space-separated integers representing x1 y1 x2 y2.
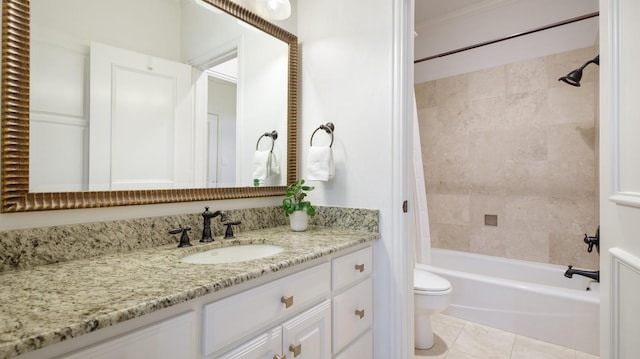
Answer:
255 130 278 151
310 122 335 147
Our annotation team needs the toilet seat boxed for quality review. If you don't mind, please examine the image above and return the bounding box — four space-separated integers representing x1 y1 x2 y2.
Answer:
414 268 451 294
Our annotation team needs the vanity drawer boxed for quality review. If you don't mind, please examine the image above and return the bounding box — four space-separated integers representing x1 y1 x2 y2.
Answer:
202 262 331 356
332 246 372 290
332 277 373 354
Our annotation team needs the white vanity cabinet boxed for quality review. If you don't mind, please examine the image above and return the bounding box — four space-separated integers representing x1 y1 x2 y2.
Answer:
216 300 331 359
59 311 197 359
204 263 331 358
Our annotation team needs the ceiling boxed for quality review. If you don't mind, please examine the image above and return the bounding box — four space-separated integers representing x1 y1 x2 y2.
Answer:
414 0 488 25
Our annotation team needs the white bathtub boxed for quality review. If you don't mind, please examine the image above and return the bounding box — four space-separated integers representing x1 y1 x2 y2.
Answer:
417 248 600 355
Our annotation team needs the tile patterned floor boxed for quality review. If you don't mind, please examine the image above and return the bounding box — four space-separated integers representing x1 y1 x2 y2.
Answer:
415 314 600 359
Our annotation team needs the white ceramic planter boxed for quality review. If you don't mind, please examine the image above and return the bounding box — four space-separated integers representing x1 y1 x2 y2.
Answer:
289 211 309 232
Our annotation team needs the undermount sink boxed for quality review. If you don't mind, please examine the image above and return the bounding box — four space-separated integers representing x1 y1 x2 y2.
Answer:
180 244 284 264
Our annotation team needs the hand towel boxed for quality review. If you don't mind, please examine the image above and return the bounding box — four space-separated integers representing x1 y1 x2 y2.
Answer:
307 146 335 181
252 150 271 180
253 150 280 180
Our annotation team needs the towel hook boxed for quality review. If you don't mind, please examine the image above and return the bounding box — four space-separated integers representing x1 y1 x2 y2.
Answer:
255 130 278 151
310 122 335 148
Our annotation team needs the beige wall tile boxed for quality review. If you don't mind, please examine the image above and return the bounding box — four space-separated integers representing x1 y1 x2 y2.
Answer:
547 123 596 161
506 127 548 162
504 230 550 263
503 195 549 232
548 85 596 125
436 73 468 105
468 161 507 196
427 194 470 225
425 162 471 195
548 195 598 235
549 231 599 268
505 160 549 196
415 81 437 109
548 160 597 197
468 96 506 132
469 130 508 164
469 226 507 257
469 194 506 227
468 66 506 101
506 58 547 94
416 46 598 266
430 223 471 252
505 90 550 129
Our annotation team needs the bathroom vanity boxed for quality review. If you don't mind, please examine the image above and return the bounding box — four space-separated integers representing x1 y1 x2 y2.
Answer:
0 221 377 359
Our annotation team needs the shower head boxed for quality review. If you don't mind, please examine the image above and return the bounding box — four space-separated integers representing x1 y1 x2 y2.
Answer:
558 55 599 87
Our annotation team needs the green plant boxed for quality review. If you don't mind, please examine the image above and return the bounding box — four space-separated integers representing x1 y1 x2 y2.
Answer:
282 179 316 217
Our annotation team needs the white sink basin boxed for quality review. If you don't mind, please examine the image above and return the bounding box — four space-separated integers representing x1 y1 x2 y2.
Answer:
180 244 284 264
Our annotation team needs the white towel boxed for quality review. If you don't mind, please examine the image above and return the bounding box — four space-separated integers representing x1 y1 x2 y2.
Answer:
307 146 334 181
252 150 280 180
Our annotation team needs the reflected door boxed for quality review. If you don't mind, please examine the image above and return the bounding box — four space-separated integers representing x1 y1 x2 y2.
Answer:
89 42 193 190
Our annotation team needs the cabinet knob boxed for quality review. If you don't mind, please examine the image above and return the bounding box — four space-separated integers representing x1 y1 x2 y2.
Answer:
355 309 365 319
281 295 294 308
289 343 302 357
355 263 365 272
273 355 287 359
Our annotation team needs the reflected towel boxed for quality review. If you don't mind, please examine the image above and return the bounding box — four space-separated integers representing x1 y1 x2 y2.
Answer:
252 150 280 180
307 146 334 181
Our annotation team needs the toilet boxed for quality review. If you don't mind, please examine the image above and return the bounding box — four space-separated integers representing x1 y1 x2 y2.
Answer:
414 267 452 349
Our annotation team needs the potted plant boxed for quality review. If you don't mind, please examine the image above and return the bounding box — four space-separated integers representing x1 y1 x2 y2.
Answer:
282 179 315 231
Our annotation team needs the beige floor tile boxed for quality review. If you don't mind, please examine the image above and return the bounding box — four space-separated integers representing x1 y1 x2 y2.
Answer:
415 314 466 358
445 321 515 359
576 351 599 359
511 335 575 359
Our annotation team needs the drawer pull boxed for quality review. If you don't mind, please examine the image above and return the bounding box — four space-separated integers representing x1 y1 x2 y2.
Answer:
355 263 365 272
289 343 302 357
355 309 365 319
273 355 286 359
281 295 294 308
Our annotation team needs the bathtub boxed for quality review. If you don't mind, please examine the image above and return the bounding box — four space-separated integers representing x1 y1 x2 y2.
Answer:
417 248 600 355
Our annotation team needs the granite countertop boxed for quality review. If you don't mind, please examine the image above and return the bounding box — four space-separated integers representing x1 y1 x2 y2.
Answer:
0 225 378 359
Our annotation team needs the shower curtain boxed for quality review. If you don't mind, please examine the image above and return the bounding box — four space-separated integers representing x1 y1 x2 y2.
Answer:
411 90 432 264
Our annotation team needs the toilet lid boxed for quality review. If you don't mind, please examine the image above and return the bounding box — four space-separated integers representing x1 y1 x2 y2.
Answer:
414 269 451 292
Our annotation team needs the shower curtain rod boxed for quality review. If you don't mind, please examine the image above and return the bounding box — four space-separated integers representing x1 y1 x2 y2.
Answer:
414 11 599 64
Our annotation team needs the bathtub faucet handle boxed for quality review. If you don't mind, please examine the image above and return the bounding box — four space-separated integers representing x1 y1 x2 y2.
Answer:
583 226 600 254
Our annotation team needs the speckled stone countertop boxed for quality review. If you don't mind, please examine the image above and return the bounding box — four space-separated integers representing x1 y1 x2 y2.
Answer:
0 223 378 359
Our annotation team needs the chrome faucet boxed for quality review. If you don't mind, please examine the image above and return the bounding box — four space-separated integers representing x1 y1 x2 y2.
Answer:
564 265 599 282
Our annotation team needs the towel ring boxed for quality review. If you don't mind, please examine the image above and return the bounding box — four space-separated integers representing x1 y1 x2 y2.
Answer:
255 130 278 151
310 122 335 148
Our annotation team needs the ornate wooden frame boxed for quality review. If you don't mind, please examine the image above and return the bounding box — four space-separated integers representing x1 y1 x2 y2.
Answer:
1 0 298 212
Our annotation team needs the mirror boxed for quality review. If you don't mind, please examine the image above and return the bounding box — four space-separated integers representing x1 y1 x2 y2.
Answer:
1 0 298 212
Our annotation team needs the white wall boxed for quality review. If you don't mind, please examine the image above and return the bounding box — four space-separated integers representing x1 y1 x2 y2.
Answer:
298 0 412 357
415 0 599 83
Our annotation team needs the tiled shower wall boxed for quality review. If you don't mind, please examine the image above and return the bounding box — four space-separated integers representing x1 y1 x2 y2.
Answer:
415 46 599 269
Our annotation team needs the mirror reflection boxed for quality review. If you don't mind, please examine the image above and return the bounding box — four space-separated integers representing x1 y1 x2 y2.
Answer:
29 0 289 193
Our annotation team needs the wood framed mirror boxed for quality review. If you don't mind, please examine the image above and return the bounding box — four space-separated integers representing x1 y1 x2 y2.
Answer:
1 0 298 212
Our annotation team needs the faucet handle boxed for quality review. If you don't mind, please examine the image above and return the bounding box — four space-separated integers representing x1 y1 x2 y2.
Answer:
223 220 242 239
169 226 192 248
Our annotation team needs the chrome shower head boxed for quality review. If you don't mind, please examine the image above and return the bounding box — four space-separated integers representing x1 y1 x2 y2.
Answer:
558 55 599 87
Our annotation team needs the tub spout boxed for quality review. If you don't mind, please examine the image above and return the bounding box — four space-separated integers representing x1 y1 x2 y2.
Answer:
564 265 599 282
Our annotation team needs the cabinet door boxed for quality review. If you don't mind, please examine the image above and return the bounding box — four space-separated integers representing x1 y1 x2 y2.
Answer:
332 278 373 353
282 300 331 359
61 312 196 359
215 326 282 359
